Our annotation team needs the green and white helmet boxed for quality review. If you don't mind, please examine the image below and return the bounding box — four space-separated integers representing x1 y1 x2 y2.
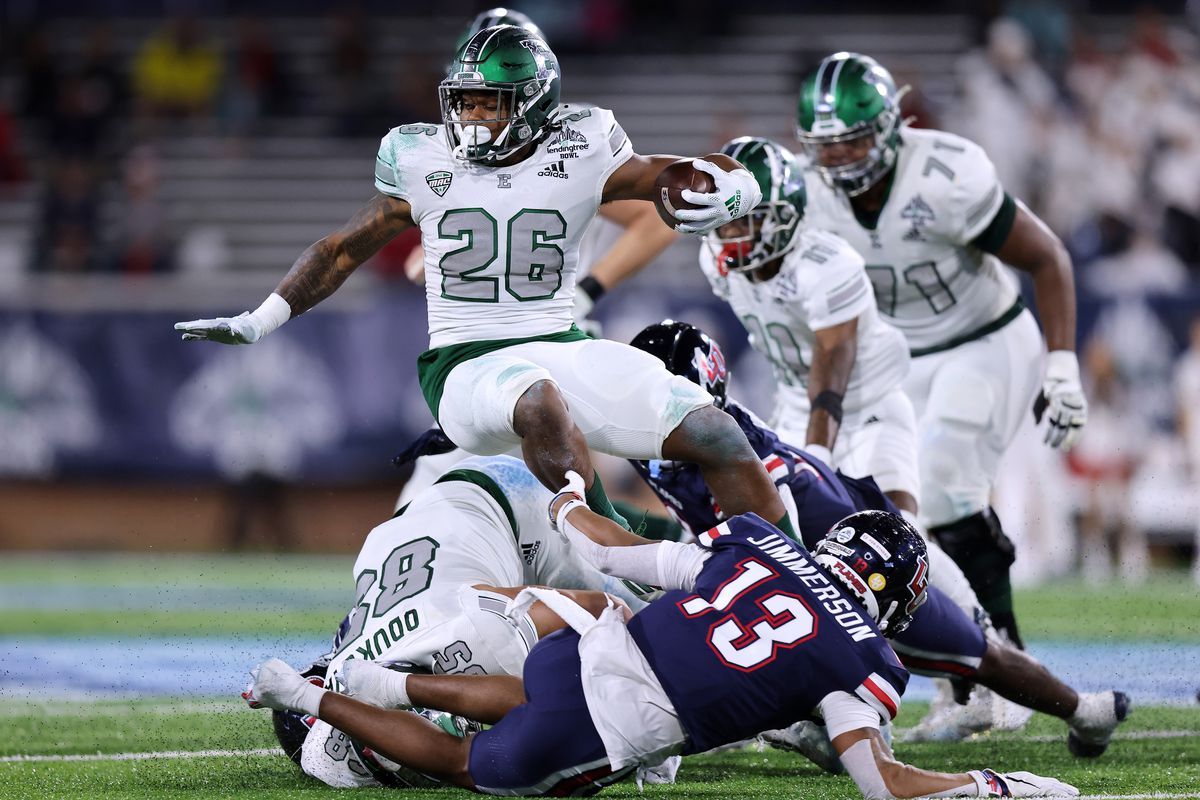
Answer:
439 25 561 165
705 137 806 275
795 52 908 197
455 7 545 53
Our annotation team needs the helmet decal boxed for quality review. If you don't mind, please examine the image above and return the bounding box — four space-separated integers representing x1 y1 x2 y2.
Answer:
812 510 929 637
692 343 727 390
631 321 730 408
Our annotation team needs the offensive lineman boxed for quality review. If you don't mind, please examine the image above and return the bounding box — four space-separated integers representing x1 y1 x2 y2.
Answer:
245 510 1080 798
796 52 1087 646
174 26 797 540
273 453 647 788
699 136 919 514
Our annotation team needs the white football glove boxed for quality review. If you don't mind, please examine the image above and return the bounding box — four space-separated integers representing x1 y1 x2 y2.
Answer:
242 657 326 715
175 293 291 345
549 469 588 531
969 768 1080 797
1033 350 1087 450
672 159 763 235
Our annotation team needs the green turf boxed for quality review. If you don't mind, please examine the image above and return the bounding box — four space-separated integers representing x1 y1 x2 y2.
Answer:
1 699 1197 799
4 554 1198 639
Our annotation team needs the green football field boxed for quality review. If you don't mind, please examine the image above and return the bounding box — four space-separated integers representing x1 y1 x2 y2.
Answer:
2 699 1198 799
3 554 1199 798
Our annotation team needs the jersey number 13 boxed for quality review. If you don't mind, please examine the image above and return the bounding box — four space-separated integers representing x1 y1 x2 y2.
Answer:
679 557 818 672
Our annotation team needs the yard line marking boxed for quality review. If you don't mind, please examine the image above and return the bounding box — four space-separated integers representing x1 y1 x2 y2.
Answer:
1028 730 1196 743
894 729 1197 743
1082 795 1200 799
0 748 278 763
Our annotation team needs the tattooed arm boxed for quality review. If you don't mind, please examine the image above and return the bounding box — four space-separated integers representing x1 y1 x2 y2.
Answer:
277 193 415 315
175 194 415 344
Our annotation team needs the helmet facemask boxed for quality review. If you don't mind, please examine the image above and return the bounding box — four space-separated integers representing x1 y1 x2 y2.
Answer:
797 91 906 198
705 199 802 276
439 27 560 166
440 82 541 165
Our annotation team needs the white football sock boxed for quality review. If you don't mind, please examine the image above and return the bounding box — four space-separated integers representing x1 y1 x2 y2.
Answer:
342 660 413 708
1068 691 1114 731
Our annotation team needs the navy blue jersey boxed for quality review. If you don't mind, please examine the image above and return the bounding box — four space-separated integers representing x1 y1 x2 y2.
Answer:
627 514 909 754
631 402 897 549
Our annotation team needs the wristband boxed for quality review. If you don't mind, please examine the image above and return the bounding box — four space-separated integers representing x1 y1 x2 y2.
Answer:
812 390 844 425
252 293 293 338
578 276 607 303
1044 349 1080 383
803 443 833 466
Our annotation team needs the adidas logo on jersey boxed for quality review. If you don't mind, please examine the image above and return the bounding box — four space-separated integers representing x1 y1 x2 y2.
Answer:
521 541 541 565
537 160 569 179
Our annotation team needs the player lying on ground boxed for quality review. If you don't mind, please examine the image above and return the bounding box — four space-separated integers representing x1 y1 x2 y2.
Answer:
245 509 1079 798
175 25 797 542
622 320 1128 755
266 453 649 788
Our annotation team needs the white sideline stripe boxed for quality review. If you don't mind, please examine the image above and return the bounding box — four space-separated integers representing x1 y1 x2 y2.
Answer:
1082 795 1200 799
0 748 278 763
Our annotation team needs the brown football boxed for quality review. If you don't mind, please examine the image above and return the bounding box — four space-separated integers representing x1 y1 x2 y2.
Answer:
652 154 741 229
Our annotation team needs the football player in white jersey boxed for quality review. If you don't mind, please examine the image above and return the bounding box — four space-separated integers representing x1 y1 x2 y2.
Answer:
175 26 799 541
392 9 679 510
279 453 647 788
698 136 918 515
795 52 1087 646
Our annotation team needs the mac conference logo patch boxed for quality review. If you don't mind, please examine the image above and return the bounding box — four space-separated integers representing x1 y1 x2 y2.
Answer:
425 171 452 197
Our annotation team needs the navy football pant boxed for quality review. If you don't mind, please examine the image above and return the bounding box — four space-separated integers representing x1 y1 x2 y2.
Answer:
891 585 988 679
468 629 634 796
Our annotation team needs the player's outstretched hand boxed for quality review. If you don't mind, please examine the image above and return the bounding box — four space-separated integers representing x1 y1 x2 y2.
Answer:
175 312 265 345
243 657 326 715
673 160 762 235
970 768 1079 797
175 293 292 345
1032 350 1087 451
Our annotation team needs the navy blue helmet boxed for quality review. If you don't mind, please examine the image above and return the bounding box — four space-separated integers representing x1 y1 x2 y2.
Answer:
631 320 729 408
813 510 929 637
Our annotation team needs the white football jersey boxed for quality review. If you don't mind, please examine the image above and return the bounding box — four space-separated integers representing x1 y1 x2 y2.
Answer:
698 228 909 416
375 106 634 349
803 127 1021 353
325 455 640 680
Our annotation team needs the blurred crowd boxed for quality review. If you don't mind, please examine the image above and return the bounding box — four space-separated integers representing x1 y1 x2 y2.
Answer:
0 3 1198 572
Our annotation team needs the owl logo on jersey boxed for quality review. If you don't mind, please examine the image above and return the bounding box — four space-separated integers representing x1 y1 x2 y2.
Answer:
900 195 935 241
